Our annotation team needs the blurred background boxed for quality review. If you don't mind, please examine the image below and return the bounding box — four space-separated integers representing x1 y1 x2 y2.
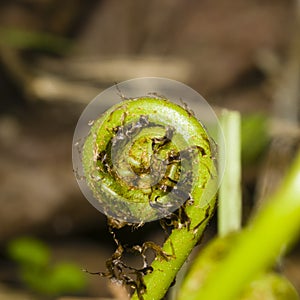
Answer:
0 0 299 299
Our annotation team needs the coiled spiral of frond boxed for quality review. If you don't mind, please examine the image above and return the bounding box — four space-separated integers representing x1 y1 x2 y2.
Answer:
82 96 216 224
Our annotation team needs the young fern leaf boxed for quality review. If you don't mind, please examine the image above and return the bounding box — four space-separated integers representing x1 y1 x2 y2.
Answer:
81 96 218 299
82 97 217 225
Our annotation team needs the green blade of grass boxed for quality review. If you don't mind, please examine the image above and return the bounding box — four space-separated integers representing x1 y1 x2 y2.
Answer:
218 109 242 236
187 149 300 300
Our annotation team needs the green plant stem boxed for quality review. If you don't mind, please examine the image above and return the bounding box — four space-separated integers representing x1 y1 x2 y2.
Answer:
131 192 217 300
218 110 242 236
187 149 300 300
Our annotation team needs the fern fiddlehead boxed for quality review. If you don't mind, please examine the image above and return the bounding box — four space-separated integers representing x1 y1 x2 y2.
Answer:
82 96 215 224
73 78 222 299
